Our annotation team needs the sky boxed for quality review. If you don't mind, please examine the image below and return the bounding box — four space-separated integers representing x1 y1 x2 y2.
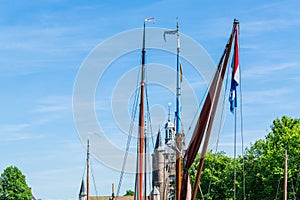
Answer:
1 0 300 199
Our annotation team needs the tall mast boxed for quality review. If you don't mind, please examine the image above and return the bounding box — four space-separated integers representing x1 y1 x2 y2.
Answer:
134 18 153 200
135 18 152 200
138 20 146 200
164 19 183 200
175 19 182 200
190 20 239 200
87 139 90 200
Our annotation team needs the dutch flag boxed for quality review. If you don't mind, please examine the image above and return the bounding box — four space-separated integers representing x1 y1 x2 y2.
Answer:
229 27 239 113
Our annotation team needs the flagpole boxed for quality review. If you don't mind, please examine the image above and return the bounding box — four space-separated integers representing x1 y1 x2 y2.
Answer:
233 107 237 200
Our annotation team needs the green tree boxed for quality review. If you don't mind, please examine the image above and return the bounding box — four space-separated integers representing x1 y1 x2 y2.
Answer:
189 116 300 199
190 151 239 199
124 189 134 196
0 166 32 200
243 116 300 199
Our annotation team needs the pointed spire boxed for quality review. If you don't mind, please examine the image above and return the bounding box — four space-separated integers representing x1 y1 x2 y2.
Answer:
79 179 87 199
168 102 172 122
154 129 163 150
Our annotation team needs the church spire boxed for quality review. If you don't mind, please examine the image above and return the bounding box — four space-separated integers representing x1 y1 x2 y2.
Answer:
154 128 163 150
79 179 87 200
165 103 175 144
168 102 172 122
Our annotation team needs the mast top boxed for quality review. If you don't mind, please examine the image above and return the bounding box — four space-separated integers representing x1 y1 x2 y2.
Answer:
234 18 239 25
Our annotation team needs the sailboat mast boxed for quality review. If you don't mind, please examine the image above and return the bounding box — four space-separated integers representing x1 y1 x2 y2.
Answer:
283 150 288 200
175 20 182 200
87 139 90 200
190 19 239 200
137 21 146 200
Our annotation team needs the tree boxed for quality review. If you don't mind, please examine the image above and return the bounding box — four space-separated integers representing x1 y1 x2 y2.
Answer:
124 189 134 196
0 166 32 200
190 151 240 199
244 116 300 199
189 116 300 199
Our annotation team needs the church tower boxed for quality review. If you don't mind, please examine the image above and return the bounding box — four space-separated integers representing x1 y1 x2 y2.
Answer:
152 129 164 200
152 104 176 200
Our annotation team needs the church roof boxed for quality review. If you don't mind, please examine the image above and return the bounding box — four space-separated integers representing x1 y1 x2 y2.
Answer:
79 179 86 196
154 130 163 150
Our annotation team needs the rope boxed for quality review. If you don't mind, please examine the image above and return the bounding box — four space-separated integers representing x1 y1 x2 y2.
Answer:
116 64 141 198
145 60 155 193
290 177 297 200
207 55 230 197
145 73 155 149
185 78 211 139
275 176 281 199
191 162 204 200
239 55 246 200
90 162 100 200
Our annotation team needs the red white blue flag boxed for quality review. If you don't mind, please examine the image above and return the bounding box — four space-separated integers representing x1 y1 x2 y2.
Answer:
229 27 239 113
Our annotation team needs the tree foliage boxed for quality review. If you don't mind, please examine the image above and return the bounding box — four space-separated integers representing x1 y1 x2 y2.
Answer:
189 116 300 199
190 151 237 199
124 189 134 196
244 116 300 199
0 166 32 200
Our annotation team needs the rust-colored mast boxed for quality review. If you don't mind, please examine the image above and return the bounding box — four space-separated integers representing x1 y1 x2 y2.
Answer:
138 20 146 200
190 19 239 200
87 139 90 200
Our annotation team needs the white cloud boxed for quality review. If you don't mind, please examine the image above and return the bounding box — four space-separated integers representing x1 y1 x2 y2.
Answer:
0 123 30 132
32 95 70 113
242 62 299 79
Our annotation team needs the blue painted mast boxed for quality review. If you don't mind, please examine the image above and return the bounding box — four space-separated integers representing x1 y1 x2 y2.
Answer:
164 19 183 200
174 20 183 200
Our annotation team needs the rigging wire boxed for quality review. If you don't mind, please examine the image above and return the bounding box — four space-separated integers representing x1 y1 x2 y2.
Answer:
185 78 211 139
238 54 246 200
144 56 155 193
81 160 86 181
275 176 281 199
291 177 297 200
206 54 231 198
191 163 204 200
90 162 100 200
116 65 141 198
145 68 155 149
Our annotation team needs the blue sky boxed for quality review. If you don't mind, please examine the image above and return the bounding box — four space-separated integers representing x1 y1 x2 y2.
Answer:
1 0 300 199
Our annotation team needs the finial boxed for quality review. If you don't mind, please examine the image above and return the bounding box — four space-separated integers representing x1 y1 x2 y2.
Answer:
168 102 172 122
234 18 239 25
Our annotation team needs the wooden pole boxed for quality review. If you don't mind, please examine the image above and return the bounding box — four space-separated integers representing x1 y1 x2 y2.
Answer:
138 21 146 200
87 139 90 200
283 150 288 200
112 183 115 200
